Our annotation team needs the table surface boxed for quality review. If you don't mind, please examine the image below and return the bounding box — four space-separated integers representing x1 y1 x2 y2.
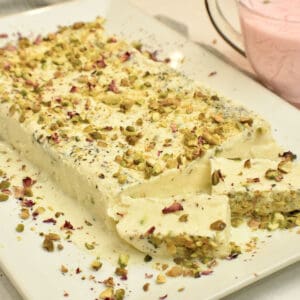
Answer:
0 1 299 299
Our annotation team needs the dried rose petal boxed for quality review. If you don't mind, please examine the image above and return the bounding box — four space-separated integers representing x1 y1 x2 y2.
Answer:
70 86 77 93
103 126 113 131
198 136 205 145
279 151 297 161
22 177 34 188
201 269 213 276
120 51 131 62
226 252 240 260
0 33 8 39
87 82 96 91
159 295 168 300
3 62 11 71
108 80 119 93
3 44 16 51
22 199 35 207
50 132 60 144
33 35 42 45
162 202 183 214
145 226 155 235
67 111 79 119
170 123 177 133
62 220 74 230
1 189 11 195
43 218 57 225
145 273 153 279
107 37 117 43
157 150 163 157
246 178 260 183
149 50 159 62
95 58 106 68
25 79 38 88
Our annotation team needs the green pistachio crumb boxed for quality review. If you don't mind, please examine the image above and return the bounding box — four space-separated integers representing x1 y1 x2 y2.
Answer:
16 223 24 232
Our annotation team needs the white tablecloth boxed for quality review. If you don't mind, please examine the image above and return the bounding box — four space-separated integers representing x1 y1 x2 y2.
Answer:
0 1 299 299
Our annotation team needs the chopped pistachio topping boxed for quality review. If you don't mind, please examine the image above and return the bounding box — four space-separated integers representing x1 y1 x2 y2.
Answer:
210 220 226 231
0 193 9 202
15 223 24 232
156 273 166 284
118 253 129 268
277 160 292 174
265 169 283 182
91 259 102 271
99 287 113 299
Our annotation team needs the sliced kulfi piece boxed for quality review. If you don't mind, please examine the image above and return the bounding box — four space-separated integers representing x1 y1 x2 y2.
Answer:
210 156 300 216
110 194 231 260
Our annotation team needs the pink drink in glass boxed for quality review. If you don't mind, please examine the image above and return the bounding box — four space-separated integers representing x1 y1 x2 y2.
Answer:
239 0 300 107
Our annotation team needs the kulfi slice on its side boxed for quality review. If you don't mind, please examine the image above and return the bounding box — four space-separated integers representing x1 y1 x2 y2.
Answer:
110 194 231 261
210 156 300 217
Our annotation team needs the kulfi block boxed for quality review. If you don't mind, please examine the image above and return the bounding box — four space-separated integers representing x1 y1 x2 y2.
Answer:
0 18 280 224
210 156 300 217
110 194 231 261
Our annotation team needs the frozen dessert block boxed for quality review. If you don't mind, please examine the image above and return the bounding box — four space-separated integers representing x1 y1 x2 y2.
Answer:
0 18 280 224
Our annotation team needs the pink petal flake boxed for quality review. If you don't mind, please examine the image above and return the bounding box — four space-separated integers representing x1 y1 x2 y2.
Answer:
108 80 119 93
95 58 106 68
62 220 74 230
33 35 42 45
22 177 35 188
43 218 57 225
162 202 183 214
70 86 77 93
145 226 155 235
120 51 131 62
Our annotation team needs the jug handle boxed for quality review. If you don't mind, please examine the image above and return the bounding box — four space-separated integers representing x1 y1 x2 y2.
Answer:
205 0 246 57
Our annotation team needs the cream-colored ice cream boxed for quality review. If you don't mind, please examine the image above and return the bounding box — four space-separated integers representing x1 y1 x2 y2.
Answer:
111 194 231 259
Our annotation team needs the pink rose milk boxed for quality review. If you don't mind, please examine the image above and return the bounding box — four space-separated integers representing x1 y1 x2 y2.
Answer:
239 0 300 107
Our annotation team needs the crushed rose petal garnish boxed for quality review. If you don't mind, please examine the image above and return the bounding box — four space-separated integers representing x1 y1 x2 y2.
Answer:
162 202 183 214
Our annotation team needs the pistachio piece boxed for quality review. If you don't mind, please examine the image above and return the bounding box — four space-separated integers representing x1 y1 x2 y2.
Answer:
279 151 297 161
210 220 226 231
114 289 125 300
156 273 166 284
42 237 54 252
202 131 220 146
244 159 251 169
178 214 188 222
211 169 224 185
239 117 253 126
85 242 95 250
99 287 113 299
265 169 283 182
0 193 9 202
212 114 224 123
16 223 24 232
118 253 129 268
0 180 10 189
166 266 183 277
91 259 102 271
278 160 292 174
